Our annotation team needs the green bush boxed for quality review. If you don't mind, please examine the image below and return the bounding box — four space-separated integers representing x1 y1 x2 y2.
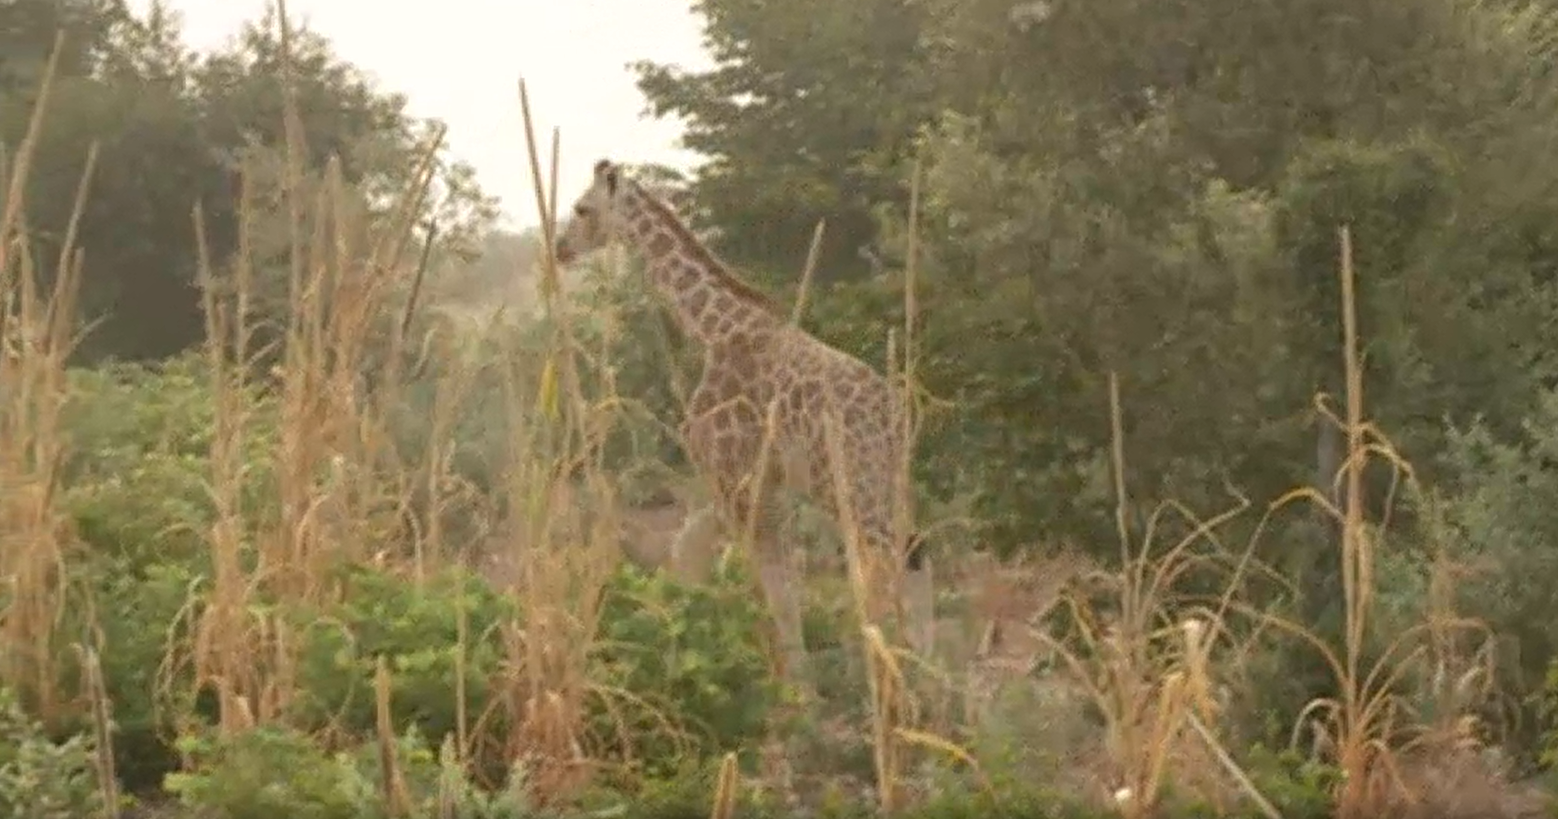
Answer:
50 357 261 791
160 728 1343 819
164 727 373 819
63 355 277 571
284 559 776 778
164 724 534 819
1233 745 1339 819
0 686 104 819
592 561 780 775
45 351 781 793
86 557 209 791
286 563 514 745
1441 389 1558 759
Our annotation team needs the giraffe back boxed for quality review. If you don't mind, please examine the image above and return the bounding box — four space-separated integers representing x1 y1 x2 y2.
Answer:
691 325 910 545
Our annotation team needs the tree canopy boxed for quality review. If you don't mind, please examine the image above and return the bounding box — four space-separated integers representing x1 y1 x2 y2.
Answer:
0 0 496 362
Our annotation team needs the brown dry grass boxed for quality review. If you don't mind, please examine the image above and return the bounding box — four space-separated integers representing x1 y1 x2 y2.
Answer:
0 33 86 729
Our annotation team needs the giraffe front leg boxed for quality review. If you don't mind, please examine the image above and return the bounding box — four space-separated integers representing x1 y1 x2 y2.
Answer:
668 503 725 584
731 483 811 696
681 408 812 695
751 530 810 696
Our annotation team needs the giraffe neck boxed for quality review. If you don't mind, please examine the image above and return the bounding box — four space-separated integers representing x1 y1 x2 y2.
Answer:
618 184 778 347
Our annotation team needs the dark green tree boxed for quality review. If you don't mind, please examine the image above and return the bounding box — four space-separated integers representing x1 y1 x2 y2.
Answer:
632 0 937 287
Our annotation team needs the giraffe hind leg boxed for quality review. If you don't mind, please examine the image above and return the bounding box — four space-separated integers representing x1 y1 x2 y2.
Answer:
728 485 810 694
902 545 935 660
681 409 812 693
752 531 809 692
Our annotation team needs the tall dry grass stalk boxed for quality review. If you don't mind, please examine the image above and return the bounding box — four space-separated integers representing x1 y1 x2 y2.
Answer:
709 751 740 819
460 80 628 803
1251 226 1489 819
1023 371 1274 819
0 33 95 724
816 157 979 812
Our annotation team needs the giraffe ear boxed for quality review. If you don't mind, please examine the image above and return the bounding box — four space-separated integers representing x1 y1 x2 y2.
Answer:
594 158 619 192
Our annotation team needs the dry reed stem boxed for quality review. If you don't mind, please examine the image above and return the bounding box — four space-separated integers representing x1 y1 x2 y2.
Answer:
437 734 462 819
460 78 628 804
822 412 910 812
1183 227 1491 819
0 31 93 723
892 158 924 658
794 155 960 813
1288 227 1489 818
74 643 120 819
375 655 411 817
710 751 739 819
1020 373 1278 818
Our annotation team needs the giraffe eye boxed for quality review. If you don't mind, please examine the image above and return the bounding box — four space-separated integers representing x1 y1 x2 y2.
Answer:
573 204 592 217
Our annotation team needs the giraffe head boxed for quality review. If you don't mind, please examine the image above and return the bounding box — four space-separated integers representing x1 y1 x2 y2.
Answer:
554 158 629 265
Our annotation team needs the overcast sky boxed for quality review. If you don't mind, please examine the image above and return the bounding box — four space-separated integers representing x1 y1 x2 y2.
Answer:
126 0 713 229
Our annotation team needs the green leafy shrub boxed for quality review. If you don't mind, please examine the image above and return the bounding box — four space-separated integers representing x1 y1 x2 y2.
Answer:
85 558 209 791
287 563 514 744
0 686 103 819
212 559 773 782
164 727 373 819
593 562 778 774
1442 389 1558 759
51 357 271 790
165 724 536 819
1235 745 1339 819
63 355 277 571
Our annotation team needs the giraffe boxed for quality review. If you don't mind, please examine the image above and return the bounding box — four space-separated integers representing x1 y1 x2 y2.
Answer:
553 159 934 686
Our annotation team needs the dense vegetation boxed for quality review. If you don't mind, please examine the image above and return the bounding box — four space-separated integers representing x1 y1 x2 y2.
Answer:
5 0 1558 817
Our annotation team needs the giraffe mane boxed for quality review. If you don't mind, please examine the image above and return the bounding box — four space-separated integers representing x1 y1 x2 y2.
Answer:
629 181 779 312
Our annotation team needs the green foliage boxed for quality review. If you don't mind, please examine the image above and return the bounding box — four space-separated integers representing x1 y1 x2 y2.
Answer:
1447 389 1558 755
37 353 783 796
287 564 513 744
50 355 273 790
569 258 693 475
615 0 1558 783
1445 391 1558 676
0 686 103 819
87 557 208 791
593 562 779 774
164 727 374 819
164 725 533 819
0 0 128 92
62 354 276 568
1237 745 1342 819
635 0 1558 561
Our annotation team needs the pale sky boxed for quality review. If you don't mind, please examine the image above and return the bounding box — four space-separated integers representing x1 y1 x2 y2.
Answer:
127 0 713 229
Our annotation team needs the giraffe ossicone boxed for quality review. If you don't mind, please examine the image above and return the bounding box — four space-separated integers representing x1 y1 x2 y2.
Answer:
553 158 935 684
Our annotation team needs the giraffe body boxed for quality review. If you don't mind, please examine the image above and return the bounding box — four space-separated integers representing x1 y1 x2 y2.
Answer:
555 160 933 685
